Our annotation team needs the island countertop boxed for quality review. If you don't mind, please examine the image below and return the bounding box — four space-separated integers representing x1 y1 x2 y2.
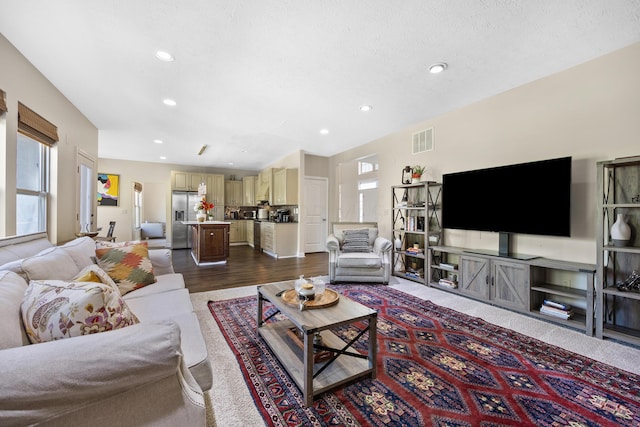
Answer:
181 221 231 225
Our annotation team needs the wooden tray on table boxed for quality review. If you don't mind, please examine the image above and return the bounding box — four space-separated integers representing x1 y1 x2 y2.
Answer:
280 289 340 309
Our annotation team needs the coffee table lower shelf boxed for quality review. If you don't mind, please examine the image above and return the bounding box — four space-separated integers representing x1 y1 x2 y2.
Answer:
258 319 374 404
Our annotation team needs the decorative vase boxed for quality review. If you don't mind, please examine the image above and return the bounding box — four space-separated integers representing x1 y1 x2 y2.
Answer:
411 174 421 184
611 213 631 246
196 210 207 222
394 237 402 250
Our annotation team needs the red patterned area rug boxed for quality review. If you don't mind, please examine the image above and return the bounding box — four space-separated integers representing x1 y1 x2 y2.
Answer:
207 284 640 426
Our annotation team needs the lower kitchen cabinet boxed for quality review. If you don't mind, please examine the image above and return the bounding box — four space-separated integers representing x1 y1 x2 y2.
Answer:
189 223 229 264
229 220 248 243
260 222 297 258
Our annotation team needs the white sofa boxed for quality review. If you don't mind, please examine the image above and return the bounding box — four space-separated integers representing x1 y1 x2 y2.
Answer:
0 232 211 426
326 222 392 284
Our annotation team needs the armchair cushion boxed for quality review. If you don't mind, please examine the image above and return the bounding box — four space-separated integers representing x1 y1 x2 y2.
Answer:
337 252 382 269
341 229 371 252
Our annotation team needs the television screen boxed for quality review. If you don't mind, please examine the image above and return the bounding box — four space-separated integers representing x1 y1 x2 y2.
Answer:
442 157 571 237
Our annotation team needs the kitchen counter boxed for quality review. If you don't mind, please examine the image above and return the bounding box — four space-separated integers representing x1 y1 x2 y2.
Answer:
182 221 230 264
182 221 231 225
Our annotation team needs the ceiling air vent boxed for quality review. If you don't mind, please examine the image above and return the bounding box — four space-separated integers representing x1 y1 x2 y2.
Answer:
412 127 434 154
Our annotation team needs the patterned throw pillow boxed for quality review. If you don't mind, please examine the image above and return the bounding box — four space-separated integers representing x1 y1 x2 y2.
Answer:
342 229 371 253
72 264 119 289
95 241 156 295
21 279 139 344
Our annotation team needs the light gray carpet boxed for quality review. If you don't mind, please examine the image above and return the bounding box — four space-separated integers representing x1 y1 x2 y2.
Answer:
191 276 640 427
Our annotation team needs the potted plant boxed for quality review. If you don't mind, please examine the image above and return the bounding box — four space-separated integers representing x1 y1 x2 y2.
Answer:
412 165 425 183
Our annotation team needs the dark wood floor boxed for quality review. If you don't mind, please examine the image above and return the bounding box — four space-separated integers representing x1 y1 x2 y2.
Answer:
172 245 329 293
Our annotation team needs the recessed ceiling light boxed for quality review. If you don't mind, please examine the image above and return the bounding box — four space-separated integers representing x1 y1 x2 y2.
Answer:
429 62 448 74
360 105 372 112
153 139 163 144
159 156 167 160
155 50 175 62
163 99 177 106
320 128 330 135
228 162 234 166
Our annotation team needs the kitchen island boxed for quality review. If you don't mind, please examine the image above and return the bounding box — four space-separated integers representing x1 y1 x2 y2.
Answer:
182 221 230 265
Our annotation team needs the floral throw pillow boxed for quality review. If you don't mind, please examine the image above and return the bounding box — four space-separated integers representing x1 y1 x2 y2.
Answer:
21 279 139 344
95 241 156 295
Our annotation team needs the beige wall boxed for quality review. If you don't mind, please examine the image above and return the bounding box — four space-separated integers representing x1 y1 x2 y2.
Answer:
0 34 99 243
304 153 329 178
329 42 640 264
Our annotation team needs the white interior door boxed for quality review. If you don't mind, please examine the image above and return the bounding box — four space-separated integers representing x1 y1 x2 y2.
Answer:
76 150 96 233
303 177 328 253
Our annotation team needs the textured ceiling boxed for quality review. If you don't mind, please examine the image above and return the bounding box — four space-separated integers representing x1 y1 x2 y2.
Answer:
1 1 639 170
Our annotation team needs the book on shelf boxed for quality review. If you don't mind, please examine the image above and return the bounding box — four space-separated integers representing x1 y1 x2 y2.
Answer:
539 304 573 320
543 299 571 311
406 247 423 254
439 262 458 270
438 278 458 289
405 271 423 279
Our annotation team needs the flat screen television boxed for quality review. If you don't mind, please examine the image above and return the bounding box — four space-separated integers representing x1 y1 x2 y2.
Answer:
442 156 571 255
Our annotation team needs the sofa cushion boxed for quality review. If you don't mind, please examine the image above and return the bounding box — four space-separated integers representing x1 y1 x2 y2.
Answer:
0 232 52 266
341 228 372 253
126 292 212 390
123 273 186 300
21 247 81 281
336 252 383 269
58 236 97 270
95 241 156 296
0 271 30 349
0 259 27 280
21 279 139 344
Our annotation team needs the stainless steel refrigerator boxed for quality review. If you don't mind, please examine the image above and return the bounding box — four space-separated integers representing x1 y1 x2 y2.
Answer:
171 191 201 249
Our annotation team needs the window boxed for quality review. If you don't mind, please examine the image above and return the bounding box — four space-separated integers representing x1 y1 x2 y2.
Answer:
16 102 58 236
338 154 378 222
133 182 143 228
16 133 49 235
358 158 379 175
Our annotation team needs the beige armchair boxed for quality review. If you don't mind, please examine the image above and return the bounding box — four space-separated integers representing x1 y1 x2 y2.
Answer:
326 222 392 284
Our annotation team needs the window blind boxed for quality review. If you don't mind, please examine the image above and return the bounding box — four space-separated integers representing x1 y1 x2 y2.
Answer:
0 89 6 114
18 102 59 146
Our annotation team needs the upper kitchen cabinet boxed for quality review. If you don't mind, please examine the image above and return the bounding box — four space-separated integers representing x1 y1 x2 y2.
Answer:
225 180 243 206
273 168 298 205
206 174 224 220
243 176 257 206
257 169 274 203
171 171 207 191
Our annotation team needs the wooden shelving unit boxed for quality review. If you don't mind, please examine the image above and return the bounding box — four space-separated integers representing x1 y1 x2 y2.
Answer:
391 182 442 285
596 155 640 345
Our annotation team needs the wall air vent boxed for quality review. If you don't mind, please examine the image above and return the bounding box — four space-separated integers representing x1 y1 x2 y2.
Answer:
412 127 434 154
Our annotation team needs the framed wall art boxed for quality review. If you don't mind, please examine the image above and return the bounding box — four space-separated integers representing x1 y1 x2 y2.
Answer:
97 173 120 206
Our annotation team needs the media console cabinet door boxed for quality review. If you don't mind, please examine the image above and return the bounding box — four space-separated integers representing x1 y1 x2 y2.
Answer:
459 255 490 299
491 260 530 311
